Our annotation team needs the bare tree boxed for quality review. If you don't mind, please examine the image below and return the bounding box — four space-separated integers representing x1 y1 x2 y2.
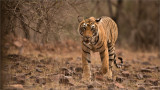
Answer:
159 0 160 58
107 0 123 24
1 0 159 51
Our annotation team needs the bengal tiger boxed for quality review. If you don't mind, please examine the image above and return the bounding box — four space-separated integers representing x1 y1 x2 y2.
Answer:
77 16 123 81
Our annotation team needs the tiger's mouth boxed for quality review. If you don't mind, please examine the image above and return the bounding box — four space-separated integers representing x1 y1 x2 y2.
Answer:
84 39 90 44
82 35 99 45
83 37 95 45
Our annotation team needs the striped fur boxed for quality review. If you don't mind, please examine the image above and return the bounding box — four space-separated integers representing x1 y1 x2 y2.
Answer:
78 16 122 80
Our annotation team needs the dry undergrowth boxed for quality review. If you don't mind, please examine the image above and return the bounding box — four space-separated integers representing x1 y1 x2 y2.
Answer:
2 38 160 90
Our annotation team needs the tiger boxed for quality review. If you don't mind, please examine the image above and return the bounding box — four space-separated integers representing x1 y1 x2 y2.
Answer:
77 16 123 81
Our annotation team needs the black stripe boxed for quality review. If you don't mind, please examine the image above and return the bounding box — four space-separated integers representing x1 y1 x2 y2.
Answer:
114 57 123 68
109 53 114 56
94 35 99 45
108 43 112 47
97 42 104 50
118 57 123 64
108 46 114 52
107 41 112 47
83 42 91 50
114 59 117 67
108 49 111 52
82 49 90 54
100 55 105 62
84 56 91 63
87 59 91 63
100 49 105 55
109 59 114 61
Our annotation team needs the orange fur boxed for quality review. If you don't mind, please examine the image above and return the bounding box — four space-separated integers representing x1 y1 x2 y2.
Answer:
78 16 118 80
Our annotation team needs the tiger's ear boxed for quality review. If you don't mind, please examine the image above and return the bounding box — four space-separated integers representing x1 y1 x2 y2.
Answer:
95 18 101 23
77 15 84 23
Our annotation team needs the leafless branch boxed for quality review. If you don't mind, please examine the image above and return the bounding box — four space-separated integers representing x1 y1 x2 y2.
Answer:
13 13 42 34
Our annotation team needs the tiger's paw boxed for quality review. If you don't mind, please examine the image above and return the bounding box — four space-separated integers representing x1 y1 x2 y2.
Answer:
81 73 92 83
101 67 108 74
104 72 113 81
108 69 113 80
81 78 91 84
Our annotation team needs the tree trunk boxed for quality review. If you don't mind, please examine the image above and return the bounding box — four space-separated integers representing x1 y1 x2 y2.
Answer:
107 0 113 18
19 13 30 40
159 0 160 58
107 0 123 24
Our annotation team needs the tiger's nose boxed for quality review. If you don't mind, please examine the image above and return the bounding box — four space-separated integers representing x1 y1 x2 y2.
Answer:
84 36 91 41
83 36 91 43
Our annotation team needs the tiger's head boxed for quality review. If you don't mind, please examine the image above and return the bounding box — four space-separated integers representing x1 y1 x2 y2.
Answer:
77 16 101 45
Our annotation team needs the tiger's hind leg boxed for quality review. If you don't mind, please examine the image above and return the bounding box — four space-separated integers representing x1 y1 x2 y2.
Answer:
108 43 116 79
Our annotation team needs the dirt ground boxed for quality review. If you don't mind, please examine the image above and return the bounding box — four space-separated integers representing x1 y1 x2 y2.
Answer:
2 39 160 90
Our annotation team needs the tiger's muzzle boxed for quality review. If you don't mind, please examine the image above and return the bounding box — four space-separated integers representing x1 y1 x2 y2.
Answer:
83 36 92 44
83 35 98 45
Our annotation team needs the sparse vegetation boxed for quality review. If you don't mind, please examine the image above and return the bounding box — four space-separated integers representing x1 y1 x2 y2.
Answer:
1 0 160 90
2 38 160 90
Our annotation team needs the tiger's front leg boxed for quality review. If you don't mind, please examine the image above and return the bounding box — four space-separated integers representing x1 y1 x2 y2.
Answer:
100 47 111 79
82 46 91 81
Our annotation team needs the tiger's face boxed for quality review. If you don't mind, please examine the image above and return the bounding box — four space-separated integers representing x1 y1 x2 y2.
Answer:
78 16 101 45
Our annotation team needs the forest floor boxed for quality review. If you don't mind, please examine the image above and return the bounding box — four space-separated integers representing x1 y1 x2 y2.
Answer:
2 38 160 90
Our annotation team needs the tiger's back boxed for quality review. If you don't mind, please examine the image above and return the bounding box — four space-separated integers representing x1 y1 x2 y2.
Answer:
99 16 118 45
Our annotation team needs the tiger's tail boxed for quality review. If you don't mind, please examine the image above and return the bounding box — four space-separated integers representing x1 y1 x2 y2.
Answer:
114 54 123 68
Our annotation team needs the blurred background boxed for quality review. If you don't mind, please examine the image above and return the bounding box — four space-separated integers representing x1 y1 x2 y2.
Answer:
1 0 159 51
1 0 160 89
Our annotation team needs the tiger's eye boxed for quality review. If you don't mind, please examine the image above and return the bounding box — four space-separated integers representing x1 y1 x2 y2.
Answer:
82 23 87 27
91 24 95 29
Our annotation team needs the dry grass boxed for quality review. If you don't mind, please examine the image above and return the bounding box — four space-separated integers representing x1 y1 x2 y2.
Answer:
2 38 160 90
